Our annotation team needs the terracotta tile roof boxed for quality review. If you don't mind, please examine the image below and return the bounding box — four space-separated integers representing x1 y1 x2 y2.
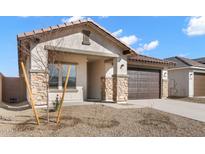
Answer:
17 19 137 55
128 54 175 66
17 19 174 67
18 20 83 38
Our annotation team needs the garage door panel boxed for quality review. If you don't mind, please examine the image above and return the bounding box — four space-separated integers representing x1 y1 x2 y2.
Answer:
128 68 161 99
194 73 205 96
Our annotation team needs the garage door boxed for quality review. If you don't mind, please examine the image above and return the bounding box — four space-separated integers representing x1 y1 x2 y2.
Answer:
128 68 161 99
194 72 205 96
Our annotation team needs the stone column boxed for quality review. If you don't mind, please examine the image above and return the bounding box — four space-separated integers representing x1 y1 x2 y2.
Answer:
101 77 113 102
161 70 168 98
113 74 128 103
102 56 128 103
30 70 48 105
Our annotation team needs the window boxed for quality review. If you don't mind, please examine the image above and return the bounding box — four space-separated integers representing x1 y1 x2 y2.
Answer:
49 63 77 89
62 64 76 88
48 64 59 89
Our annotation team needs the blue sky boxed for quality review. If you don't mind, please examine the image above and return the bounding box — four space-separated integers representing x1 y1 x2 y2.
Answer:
0 16 205 77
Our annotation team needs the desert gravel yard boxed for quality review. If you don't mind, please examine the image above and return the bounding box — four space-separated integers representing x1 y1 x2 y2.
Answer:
0 104 205 137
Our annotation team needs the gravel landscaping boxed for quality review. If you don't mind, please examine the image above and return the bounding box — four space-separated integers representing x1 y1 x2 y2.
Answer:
0 104 205 137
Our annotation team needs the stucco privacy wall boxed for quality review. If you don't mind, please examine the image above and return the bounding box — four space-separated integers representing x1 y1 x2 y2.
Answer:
28 24 128 104
168 69 189 97
0 73 2 102
2 76 26 103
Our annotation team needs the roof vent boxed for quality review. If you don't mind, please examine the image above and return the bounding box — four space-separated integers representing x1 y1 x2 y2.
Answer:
82 30 91 45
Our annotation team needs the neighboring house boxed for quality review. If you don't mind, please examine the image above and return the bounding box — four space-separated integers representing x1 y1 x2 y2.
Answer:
166 56 205 97
17 19 173 107
194 57 205 64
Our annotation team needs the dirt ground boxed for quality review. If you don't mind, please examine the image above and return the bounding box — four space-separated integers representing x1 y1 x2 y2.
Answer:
0 104 205 137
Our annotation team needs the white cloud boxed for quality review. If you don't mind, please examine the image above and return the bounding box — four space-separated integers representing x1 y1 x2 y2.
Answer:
135 47 144 53
143 40 159 51
61 16 85 23
112 28 138 46
119 35 138 45
136 40 159 53
112 29 123 37
183 16 205 36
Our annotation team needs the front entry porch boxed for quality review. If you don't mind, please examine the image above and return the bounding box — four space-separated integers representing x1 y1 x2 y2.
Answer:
45 46 128 106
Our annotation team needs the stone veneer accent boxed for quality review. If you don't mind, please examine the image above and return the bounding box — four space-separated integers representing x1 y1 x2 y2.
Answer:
113 75 128 103
101 75 128 103
30 71 48 105
161 79 168 98
101 77 113 101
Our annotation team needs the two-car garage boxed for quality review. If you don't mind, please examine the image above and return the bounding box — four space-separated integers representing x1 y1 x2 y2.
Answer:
128 68 161 99
128 55 172 100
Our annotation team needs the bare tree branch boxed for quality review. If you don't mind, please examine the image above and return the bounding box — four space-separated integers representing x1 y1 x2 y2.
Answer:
19 28 66 123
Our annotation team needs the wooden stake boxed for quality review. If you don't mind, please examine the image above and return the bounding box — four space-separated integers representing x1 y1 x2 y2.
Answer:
56 65 71 124
20 62 40 125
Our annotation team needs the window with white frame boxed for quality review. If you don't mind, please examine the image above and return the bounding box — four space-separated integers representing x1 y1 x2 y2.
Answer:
49 63 76 89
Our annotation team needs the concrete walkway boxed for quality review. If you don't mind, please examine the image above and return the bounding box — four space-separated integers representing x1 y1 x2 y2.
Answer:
128 99 205 123
0 101 30 111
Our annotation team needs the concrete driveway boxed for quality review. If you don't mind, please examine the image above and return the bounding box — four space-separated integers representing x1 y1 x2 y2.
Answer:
128 99 205 123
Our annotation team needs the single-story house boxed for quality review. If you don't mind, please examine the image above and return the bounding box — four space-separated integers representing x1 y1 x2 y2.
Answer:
166 56 205 97
17 19 173 107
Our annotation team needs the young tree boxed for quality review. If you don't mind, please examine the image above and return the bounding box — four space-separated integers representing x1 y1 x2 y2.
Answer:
18 28 65 123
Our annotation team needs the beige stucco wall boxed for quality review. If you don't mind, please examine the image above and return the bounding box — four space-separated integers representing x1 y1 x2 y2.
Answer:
30 25 127 73
105 61 114 77
2 76 26 103
168 69 189 97
0 73 2 102
188 70 194 97
161 69 168 98
87 59 105 100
